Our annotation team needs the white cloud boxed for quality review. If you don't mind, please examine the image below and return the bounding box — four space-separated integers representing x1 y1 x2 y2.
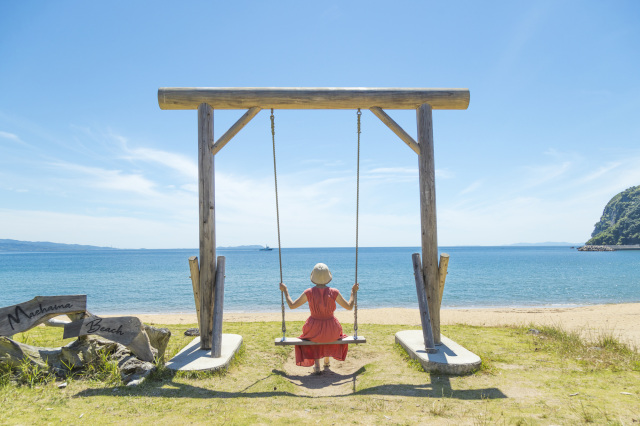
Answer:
50 162 158 196
459 180 483 195
0 131 24 144
122 146 198 181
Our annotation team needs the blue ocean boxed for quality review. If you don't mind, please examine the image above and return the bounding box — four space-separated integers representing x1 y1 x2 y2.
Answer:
1 246 639 314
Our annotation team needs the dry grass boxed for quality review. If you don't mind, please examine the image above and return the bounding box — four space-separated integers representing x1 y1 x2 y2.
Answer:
1 321 639 425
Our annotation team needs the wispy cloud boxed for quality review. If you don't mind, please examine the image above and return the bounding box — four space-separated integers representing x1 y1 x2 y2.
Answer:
0 131 25 144
122 146 198 181
50 162 158 196
459 180 483 195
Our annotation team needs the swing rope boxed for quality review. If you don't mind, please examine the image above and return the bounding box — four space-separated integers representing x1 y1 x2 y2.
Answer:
271 109 286 341
273 109 362 342
354 108 361 339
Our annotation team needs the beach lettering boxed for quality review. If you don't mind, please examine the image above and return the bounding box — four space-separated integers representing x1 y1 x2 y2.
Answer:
7 302 74 331
85 317 125 336
0 295 87 336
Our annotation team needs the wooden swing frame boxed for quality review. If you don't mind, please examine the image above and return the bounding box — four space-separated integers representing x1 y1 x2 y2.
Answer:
158 87 469 356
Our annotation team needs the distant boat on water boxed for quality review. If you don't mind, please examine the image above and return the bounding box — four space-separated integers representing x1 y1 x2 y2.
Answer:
259 245 273 251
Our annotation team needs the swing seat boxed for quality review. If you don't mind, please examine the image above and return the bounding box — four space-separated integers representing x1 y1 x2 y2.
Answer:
274 336 366 346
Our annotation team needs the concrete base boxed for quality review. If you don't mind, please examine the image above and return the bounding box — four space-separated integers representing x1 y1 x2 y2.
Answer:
395 330 481 375
165 334 242 371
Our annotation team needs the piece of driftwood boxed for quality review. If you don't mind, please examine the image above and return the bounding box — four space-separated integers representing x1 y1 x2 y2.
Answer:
0 335 156 385
64 315 154 362
0 295 87 336
438 253 450 306
412 253 437 353
45 318 71 328
143 324 171 361
188 256 201 330
211 256 225 358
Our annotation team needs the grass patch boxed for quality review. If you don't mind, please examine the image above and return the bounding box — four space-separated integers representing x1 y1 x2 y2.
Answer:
525 324 640 372
0 322 638 424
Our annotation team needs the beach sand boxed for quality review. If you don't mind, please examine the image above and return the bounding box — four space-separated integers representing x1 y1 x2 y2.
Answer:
132 303 640 348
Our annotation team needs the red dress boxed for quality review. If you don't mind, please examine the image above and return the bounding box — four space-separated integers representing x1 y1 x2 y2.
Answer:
295 286 349 367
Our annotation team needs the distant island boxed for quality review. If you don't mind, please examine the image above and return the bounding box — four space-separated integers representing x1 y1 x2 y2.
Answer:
217 245 265 250
0 239 117 252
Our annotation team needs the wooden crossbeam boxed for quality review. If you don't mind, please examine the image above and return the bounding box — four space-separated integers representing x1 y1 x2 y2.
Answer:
159 87 470 110
274 336 366 346
369 107 420 155
211 107 261 155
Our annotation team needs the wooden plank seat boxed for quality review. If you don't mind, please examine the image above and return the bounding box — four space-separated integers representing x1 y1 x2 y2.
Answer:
274 336 366 346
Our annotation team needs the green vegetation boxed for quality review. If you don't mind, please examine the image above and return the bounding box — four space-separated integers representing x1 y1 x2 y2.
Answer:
1 321 638 424
587 185 640 245
0 239 115 252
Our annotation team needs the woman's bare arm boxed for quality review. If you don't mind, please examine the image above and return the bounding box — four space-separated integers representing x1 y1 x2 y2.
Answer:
336 283 359 310
279 283 308 309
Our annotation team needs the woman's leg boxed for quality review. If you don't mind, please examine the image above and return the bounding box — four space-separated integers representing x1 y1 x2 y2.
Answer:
323 356 330 368
313 359 321 373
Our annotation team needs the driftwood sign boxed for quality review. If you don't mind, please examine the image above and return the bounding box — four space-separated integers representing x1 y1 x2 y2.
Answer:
63 315 154 362
0 295 87 336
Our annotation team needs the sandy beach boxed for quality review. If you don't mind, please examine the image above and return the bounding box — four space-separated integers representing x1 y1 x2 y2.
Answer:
133 302 640 348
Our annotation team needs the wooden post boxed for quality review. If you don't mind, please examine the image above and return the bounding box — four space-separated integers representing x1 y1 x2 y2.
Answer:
438 253 449 307
188 256 201 331
417 103 441 344
412 253 437 353
198 103 216 350
211 256 225 358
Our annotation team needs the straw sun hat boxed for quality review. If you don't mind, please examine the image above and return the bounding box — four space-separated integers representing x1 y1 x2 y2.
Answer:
310 263 332 285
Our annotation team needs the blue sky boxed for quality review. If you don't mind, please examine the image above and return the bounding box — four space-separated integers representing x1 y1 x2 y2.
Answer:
1 1 639 248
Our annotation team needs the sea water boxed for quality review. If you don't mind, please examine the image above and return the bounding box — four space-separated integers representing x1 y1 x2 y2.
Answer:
1 246 639 314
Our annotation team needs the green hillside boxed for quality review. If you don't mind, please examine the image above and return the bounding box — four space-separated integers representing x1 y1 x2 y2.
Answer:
0 239 116 252
587 185 640 245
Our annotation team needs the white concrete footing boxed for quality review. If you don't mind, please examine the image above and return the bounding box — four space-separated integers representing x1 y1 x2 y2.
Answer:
165 334 242 371
395 330 481 375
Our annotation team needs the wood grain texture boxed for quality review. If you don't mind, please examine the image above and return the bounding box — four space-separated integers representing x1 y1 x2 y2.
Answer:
211 256 225 358
198 103 216 350
188 256 201 331
63 315 154 362
273 336 366 346
438 253 450 307
159 87 470 110
417 103 441 344
369 107 420 155
412 253 437 353
0 295 87 336
211 107 261 155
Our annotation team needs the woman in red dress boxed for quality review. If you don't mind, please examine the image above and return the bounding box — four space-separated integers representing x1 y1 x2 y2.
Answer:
279 263 359 373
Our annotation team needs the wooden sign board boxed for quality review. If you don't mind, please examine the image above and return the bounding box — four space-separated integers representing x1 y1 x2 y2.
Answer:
0 295 87 336
64 315 154 362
